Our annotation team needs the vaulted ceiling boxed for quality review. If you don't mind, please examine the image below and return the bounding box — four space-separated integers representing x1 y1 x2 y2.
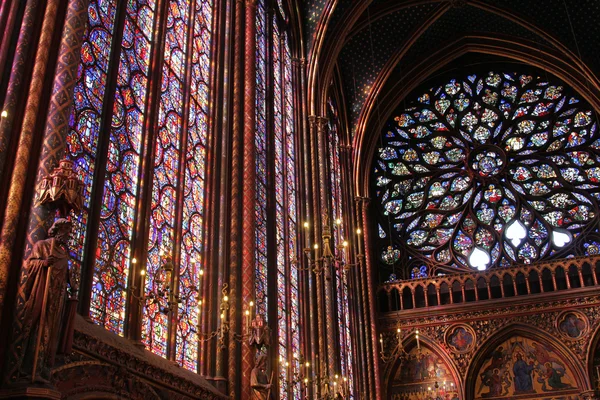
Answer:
300 0 600 140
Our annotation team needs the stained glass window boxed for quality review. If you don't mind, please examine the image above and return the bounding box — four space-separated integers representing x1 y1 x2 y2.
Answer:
255 0 269 325
68 0 214 371
67 0 119 332
176 0 213 371
255 4 301 398
373 71 600 276
142 0 192 359
327 97 354 398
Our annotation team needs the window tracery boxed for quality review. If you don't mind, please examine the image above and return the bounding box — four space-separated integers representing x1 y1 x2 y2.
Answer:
373 71 600 277
67 0 214 371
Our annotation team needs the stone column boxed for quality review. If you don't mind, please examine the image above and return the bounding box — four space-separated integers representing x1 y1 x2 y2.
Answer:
0 0 64 327
360 197 382 399
240 0 257 397
0 0 44 184
223 0 244 394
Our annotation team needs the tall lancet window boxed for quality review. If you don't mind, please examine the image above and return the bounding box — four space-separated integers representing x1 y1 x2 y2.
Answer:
327 96 354 397
255 1 301 398
67 0 214 371
373 71 600 279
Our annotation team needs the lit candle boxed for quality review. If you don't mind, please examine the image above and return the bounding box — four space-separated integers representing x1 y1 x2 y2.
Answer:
379 333 384 353
314 243 319 259
356 227 363 254
245 308 250 331
303 221 309 249
342 240 349 262
397 327 401 342
416 329 420 349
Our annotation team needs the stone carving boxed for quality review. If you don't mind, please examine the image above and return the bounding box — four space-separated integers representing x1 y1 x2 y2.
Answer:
16 218 74 383
65 324 227 399
37 159 82 215
250 354 272 400
248 314 271 350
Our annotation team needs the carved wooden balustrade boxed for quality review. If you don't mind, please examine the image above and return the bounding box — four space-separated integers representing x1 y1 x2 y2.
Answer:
376 255 600 313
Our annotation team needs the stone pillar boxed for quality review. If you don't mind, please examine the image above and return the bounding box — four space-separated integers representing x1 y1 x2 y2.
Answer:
0 0 64 327
223 0 245 395
360 197 382 399
0 0 43 184
240 0 257 397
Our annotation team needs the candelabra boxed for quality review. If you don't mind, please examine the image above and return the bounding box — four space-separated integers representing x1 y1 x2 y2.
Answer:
134 253 181 315
379 326 415 364
304 372 350 400
302 217 356 275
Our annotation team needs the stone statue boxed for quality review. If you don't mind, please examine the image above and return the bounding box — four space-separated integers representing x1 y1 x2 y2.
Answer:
250 354 272 400
18 218 73 383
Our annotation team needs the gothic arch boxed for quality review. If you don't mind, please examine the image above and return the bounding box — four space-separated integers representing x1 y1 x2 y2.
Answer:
353 35 600 198
384 334 463 400
586 319 600 389
53 362 162 400
465 323 590 399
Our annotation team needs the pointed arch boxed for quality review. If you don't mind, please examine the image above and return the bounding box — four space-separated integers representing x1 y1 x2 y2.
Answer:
384 334 463 400
586 320 600 389
465 323 590 399
354 35 600 198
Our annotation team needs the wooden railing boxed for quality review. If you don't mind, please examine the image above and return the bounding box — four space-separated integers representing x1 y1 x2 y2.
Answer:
376 255 600 312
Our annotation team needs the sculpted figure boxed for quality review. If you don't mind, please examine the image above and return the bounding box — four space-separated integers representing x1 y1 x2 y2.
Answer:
251 354 272 400
19 218 73 383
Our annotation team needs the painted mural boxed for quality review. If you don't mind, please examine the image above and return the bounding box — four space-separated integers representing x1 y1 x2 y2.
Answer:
557 311 588 340
474 335 579 399
390 346 459 400
446 325 475 353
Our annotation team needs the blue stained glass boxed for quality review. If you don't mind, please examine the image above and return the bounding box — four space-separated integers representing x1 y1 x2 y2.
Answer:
143 0 191 359
374 71 600 274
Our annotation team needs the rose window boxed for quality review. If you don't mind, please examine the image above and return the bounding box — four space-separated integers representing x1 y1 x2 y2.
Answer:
373 71 600 277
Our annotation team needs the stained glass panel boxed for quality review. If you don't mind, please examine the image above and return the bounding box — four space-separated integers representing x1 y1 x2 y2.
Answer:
176 0 213 371
255 0 269 323
143 0 191 358
373 71 600 275
90 0 157 335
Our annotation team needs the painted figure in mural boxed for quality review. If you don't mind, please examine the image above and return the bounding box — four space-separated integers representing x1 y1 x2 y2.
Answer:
18 218 73 383
513 353 535 393
531 342 561 365
479 346 508 394
501 370 512 395
251 354 272 400
559 314 586 338
490 369 503 396
450 327 472 352
542 362 573 390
